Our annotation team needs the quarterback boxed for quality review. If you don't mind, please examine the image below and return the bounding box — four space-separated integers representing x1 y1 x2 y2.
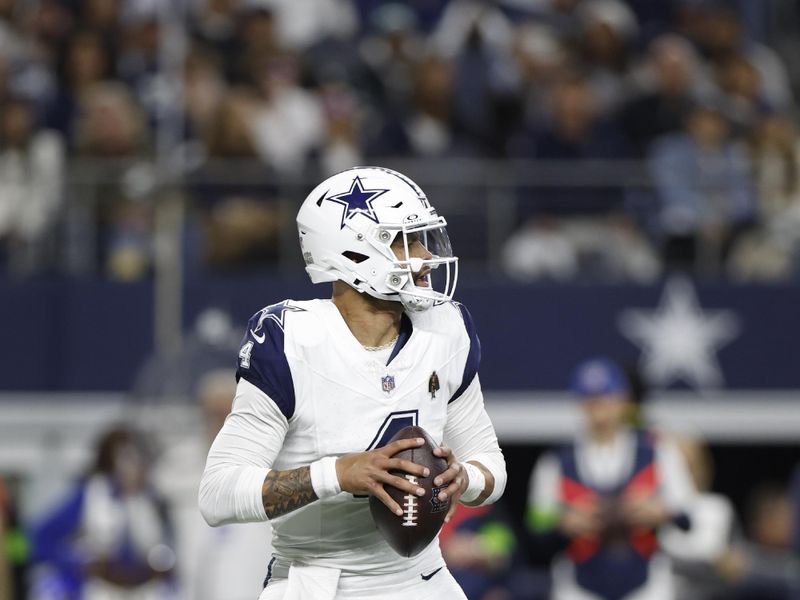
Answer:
199 166 506 599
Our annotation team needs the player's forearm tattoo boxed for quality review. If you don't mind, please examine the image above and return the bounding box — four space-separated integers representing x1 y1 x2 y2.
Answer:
261 467 318 518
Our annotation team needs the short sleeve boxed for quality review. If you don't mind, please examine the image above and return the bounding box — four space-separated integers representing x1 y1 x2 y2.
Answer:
449 302 482 404
236 303 297 420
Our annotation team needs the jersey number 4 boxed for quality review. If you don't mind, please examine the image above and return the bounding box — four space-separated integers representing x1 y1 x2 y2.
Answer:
352 410 419 499
239 341 254 369
365 410 419 451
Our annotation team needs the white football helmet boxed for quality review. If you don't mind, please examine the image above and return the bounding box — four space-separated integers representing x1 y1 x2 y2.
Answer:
296 166 458 311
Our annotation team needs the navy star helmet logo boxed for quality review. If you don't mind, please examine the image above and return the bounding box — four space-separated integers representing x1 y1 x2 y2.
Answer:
326 176 389 229
250 301 305 343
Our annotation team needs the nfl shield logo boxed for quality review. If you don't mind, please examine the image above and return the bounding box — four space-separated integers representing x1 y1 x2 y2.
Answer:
381 374 395 393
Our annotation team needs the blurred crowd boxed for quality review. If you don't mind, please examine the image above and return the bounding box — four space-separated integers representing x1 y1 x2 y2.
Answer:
1 0 800 280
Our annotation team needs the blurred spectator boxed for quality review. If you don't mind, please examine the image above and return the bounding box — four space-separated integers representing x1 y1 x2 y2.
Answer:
78 0 120 32
0 96 64 275
229 5 280 84
511 72 627 215
117 7 163 125
74 83 148 158
201 192 285 269
447 19 522 156
715 483 800 600
715 54 771 134
728 113 800 281
73 82 153 280
247 53 324 173
27 0 75 87
648 103 756 273
563 215 661 282
512 0 583 32
660 435 739 600
432 0 513 59
29 427 175 600
403 55 456 156
441 502 539 600
501 215 660 283
575 0 638 116
182 45 227 153
246 0 357 52
47 29 115 143
190 0 239 67
367 54 456 157
512 23 567 128
502 217 578 282
205 89 259 159
620 34 710 157
192 89 285 270
154 369 272 600
684 6 792 111
317 81 364 175
527 357 697 600
358 3 425 117
503 214 661 283
430 0 523 157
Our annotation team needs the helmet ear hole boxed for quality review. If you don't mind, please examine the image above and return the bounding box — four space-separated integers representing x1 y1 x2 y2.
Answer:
342 251 369 264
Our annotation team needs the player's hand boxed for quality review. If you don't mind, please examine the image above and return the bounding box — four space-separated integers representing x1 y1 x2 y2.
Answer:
336 437 431 517
558 505 602 538
621 495 670 529
432 444 464 522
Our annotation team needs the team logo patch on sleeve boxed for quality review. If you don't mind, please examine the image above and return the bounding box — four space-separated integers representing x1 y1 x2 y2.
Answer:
381 374 395 393
250 301 305 343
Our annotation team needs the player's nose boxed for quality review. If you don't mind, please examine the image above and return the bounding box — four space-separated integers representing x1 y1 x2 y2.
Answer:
409 240 433 260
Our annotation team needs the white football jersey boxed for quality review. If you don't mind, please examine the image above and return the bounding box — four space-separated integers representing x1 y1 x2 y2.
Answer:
234 298 481 577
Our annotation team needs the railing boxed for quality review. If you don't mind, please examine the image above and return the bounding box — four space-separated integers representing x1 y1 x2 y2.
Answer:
59 157 655 272
24 156 774 353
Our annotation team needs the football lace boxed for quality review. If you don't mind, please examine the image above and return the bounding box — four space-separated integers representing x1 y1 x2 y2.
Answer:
401 474 419 527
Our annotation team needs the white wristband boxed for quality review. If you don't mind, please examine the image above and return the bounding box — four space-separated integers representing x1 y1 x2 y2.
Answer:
310 456 341 499
460 462 486 503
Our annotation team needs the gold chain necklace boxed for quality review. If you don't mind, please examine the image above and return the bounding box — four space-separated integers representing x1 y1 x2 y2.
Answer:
363 334 399 352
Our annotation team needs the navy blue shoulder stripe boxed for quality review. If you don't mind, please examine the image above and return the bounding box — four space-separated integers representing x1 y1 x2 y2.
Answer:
235 302 300 419
449 302 482 404
387 312 413 365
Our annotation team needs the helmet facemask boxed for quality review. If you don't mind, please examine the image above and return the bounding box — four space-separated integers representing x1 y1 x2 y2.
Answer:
382 219 459 312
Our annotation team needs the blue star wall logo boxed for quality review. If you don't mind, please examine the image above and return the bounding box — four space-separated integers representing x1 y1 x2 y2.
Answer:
250 301 305 343
327 176 389 229
618 277 740 389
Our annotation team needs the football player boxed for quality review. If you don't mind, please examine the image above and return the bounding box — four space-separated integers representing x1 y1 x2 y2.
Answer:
527 358 697 600
199 166 506 599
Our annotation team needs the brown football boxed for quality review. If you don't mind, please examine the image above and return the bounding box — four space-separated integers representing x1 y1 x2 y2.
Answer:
369 425 450 557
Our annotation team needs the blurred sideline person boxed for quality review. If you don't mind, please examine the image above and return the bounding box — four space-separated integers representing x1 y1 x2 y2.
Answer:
0 478 12 600
30 427 175 600
154 369 272 600
719 483 800 600
660 435 738 600
199 166 506 599
441 501 546 600
527 357 697 600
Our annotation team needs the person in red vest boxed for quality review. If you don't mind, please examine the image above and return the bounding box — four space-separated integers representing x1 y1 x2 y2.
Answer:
527 357 697 600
